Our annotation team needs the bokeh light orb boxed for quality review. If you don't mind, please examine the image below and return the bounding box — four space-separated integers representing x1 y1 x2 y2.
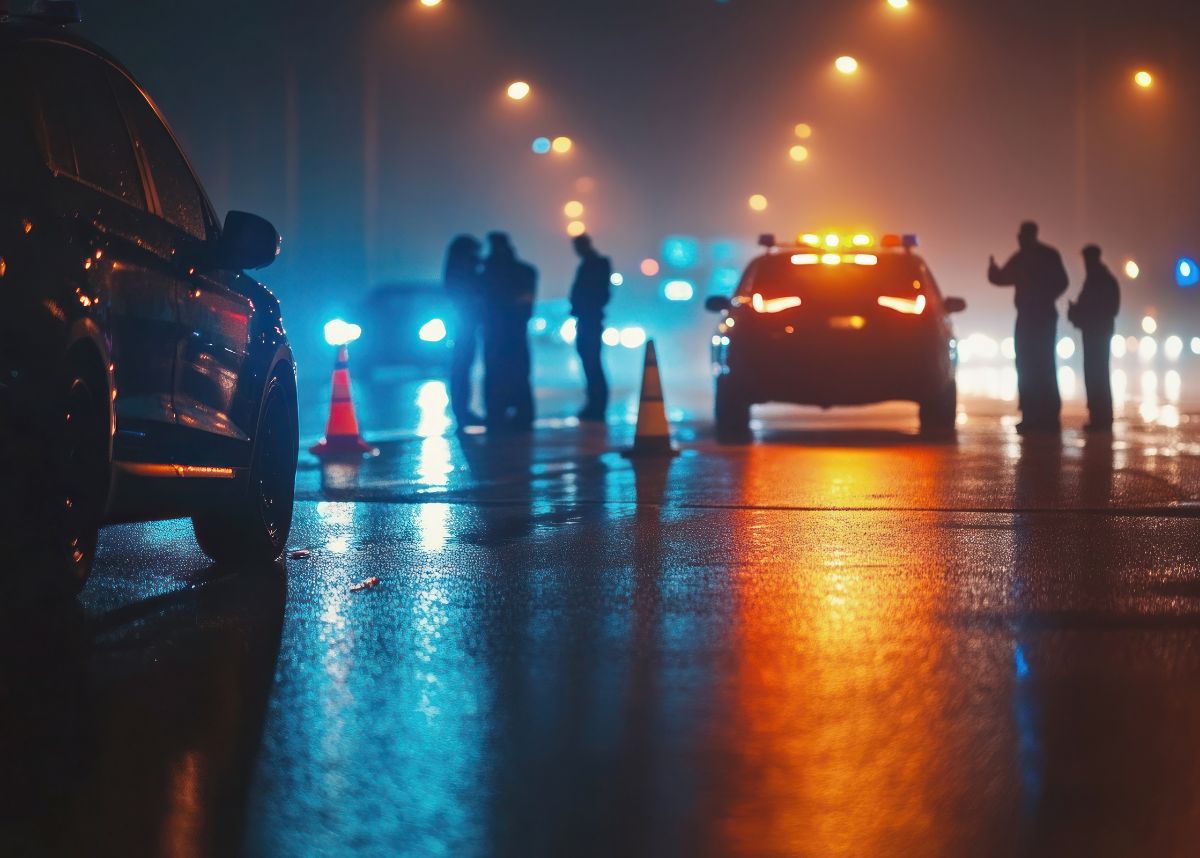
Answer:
887 0 909 9
1124 260 1140 279
1142 315 1157 335
552 136 573 154
748 194 768 212
531 137 551 154
1134 70 1153 89
640 258 660 277
419 0 442 7
507 81 531 101
789 145 809 162
566 220 586 237
835 56 859 75
794 122 813 139
563 200 584 218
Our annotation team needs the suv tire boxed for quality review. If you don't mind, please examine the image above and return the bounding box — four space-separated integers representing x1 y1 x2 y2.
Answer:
193 373 298 566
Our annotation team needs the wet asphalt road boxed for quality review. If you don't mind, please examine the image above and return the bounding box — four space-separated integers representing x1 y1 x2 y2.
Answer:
5 374 1200 857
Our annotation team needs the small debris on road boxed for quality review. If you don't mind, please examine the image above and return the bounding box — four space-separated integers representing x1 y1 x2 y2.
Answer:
350 576 381 592
287 549 312 560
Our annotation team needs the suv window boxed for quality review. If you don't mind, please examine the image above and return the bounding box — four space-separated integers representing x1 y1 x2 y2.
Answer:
108 69 208 240
23 42 144 208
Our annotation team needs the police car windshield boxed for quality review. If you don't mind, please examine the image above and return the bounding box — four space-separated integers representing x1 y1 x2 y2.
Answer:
742 254 921 299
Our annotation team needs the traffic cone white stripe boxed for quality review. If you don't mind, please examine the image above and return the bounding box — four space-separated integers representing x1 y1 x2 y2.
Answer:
623 339 678 458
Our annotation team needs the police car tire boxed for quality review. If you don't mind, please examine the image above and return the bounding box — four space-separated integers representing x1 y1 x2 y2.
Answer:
919 381 957 435
192 373 297 566
715 376 751 442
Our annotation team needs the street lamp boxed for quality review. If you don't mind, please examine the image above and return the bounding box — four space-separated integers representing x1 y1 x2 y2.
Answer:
419 0 442 6
887 0 909 9
507 81 531 101
748 194 768 212
552 136 573 154
1124 260 1140 279
794 122 813 139
789 145 809 162
564 200 584 218
835 56 859 75
1133 70 1153 89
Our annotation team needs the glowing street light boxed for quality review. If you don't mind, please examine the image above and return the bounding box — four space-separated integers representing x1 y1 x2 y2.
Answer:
794 122 813 139
1142 315 1157 335
789 145 809 162
563 200 584 218
835 56 859 75
507 81 531 101
887 0 909 9
552 136 573 154
1124 260 1140 279
419 0 442 6
748 194 768 212
1133 70 1153 89
566 220 586 237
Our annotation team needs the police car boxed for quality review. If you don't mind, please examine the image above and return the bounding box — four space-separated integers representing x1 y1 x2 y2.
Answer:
705 233 966 440
1 3 298 593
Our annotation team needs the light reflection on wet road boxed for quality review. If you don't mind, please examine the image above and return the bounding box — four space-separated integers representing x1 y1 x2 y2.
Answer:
6 374 1200 856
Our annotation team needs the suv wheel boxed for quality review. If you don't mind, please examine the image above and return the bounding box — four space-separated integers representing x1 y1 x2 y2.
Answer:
38 369 109 595
715 375 752 443
193 373 298 565
919 380 958 437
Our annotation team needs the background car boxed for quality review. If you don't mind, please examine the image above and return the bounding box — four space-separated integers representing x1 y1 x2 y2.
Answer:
705 233 966 440
355 281 453 378
0 14 298 594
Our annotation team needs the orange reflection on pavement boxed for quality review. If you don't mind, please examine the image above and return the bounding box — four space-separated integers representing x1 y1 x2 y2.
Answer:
711 448 965 856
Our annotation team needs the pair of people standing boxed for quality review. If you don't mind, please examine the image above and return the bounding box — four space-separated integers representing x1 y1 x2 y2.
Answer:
444 232 613 432
988 221 1120 434
444 232 536 432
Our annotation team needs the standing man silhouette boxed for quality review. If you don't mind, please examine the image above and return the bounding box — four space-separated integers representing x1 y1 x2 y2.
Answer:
988 221 1069 434
568 234 612 422
481 232 537 432
1068 245 1120 433
443 235 484 428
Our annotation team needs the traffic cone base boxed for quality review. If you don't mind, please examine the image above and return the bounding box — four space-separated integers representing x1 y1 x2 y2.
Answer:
623 339 679 458
311 345 378 460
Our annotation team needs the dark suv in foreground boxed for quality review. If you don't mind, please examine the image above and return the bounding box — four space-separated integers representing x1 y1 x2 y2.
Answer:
1 13 298 592
705 234 966 440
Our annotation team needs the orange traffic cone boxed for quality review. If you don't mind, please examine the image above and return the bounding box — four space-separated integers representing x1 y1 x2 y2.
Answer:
623 339 679 458
310 345 378 459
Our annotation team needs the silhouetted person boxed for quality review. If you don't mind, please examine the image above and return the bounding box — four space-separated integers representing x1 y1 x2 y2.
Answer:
1068 245 1119 432
443 235 484 428
569 234 612 422
988 221 1069 434
482 232 537 431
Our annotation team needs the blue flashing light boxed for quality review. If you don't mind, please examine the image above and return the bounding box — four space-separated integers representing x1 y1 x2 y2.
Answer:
1176 257 1198 287
709 239 740 263
662 235 700 269
531 137 551 155
711 267 740 291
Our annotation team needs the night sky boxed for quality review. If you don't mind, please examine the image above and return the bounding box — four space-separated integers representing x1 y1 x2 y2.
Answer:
78 0 1200 355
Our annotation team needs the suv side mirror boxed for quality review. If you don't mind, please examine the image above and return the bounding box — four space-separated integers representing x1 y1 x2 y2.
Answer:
216 211 280 271
944 297 967 314
705 296 732 313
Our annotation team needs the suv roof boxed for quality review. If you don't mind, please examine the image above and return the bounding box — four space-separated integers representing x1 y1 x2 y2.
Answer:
0 18 136 82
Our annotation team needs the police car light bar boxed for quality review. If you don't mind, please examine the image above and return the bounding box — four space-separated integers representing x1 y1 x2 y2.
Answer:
880 233 919 249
